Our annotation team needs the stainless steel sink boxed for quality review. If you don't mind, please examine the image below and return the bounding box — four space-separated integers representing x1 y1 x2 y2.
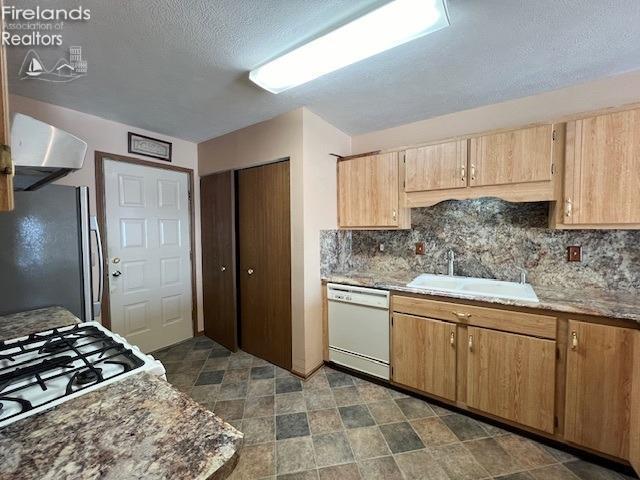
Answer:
406 273 539 303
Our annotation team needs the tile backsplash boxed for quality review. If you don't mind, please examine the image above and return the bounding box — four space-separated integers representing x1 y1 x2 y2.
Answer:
321 199 640 291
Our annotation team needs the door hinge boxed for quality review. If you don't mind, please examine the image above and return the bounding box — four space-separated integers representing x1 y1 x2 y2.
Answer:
390 366 394 377
188 190 192 200
552 130 557 141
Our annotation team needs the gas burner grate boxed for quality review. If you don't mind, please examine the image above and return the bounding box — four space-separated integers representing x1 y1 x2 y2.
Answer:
0 324 145 423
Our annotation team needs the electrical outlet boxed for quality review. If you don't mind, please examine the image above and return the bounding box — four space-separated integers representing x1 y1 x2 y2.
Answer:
567 245 582 262
379 243 385 252
415 242 425 255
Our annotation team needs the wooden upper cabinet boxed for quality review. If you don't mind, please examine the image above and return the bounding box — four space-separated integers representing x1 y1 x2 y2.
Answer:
560 108 640 227
466 326 556 433
469 125 554 187
0 10 13 213
391 313 456 401
337 152 409 229
565 321 634 459
405 140 467 192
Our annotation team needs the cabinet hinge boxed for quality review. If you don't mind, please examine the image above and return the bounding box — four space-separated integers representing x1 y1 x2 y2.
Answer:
551 163 555 175
552 130 557 141
556 347 560 359
391 316 394 327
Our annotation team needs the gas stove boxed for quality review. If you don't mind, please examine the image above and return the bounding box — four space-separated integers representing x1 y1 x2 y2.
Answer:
0 322 165 427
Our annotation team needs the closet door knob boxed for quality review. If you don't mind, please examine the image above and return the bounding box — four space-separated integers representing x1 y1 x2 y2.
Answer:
220 266 226 272
247 268 254 275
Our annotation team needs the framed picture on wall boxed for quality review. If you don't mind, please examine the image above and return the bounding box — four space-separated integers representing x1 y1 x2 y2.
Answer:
128 132 172 162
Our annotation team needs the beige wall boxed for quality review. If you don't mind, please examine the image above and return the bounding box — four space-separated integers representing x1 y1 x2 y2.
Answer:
9 95 204 332
198 108 350 374
352 70 640 153
301 109 350 372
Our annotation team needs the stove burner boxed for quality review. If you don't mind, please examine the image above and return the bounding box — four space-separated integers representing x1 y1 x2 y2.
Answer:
75 368 102 385
0 324 145 424
41 338 78 354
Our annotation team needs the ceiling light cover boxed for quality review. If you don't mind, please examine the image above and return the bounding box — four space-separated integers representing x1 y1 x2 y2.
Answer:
249 0 450 94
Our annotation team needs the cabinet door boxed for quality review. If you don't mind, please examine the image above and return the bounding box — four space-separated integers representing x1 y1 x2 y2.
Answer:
391 313 456 401
563 109 640 225
565 321 634 459
404 140 467 192
467 327 556 433
469 125 553 187
0 11 13 213
338 152 399 228
631 331 640 474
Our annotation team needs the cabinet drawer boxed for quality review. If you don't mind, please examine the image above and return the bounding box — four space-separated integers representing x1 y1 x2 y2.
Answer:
392 295 556 339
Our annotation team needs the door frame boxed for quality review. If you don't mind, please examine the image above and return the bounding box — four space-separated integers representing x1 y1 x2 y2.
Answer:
94 151 198 338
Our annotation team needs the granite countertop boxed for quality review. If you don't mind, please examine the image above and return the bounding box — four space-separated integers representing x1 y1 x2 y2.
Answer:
323 271 640 323
0 372 243 480
0 306 81 342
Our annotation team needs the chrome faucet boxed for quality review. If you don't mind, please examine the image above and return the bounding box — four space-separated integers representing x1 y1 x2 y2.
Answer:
518 268 527 284
446 250 455 276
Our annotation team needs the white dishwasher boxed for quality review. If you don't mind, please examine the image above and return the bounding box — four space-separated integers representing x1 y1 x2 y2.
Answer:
327 283 390 379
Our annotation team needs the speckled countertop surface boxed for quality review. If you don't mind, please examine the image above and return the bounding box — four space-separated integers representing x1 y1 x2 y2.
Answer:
0 372 243 480
0 306 81 342
323 271 640 323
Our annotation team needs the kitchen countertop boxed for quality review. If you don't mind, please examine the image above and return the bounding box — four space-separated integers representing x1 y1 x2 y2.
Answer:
323 271 640 323
0 372 243 480
0 306 81 342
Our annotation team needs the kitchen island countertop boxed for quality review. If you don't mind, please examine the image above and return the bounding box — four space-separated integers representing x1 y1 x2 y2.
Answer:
323 271 640 323
0 306 81 342
0 372 243 480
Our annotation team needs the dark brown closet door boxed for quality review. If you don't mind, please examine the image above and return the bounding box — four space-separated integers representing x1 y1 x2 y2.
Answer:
238 161 292 369
200 171 237 351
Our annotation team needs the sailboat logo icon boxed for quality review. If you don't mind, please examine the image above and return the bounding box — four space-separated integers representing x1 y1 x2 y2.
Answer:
18 48 87 83
25 56 45 77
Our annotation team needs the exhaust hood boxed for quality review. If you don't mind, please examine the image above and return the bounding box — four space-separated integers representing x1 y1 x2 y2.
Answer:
11 113 87 191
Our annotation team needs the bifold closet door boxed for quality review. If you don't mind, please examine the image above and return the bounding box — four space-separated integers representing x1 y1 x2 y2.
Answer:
238 160 292 370
201 171 237 351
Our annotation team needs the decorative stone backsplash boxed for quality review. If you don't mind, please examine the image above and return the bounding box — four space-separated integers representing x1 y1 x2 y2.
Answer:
321 199 640 291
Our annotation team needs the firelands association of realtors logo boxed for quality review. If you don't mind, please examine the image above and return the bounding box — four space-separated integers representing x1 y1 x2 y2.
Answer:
18 46 87 82
2 5 91 82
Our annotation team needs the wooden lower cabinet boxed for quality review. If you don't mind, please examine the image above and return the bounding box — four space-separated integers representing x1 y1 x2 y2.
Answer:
564 320 635 459
379 292 640 472
466 327 556 433
391 313 456 400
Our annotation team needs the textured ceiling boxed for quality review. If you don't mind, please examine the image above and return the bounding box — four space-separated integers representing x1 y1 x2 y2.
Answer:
6 0 640 142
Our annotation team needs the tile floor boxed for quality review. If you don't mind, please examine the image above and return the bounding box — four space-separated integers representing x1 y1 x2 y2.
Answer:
155 336 637 480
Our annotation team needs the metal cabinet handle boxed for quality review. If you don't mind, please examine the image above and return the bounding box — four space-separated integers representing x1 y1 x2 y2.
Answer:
247 268 254 275
468 335 473 351
461 165 466 182
565 198 572 218
470 164 476 181
450 331 455 346
571 331 578 350
452 311 471 319
220 265 226 272
392 209 397 221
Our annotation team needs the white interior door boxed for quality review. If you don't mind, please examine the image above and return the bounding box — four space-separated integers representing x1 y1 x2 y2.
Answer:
104 159 193 352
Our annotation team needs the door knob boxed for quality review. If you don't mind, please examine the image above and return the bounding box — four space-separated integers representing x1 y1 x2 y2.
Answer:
112 270 122 278
220 266 226 272
247 268 254 275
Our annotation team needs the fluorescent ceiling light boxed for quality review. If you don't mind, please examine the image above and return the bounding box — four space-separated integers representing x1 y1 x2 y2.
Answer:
249 0 449 94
